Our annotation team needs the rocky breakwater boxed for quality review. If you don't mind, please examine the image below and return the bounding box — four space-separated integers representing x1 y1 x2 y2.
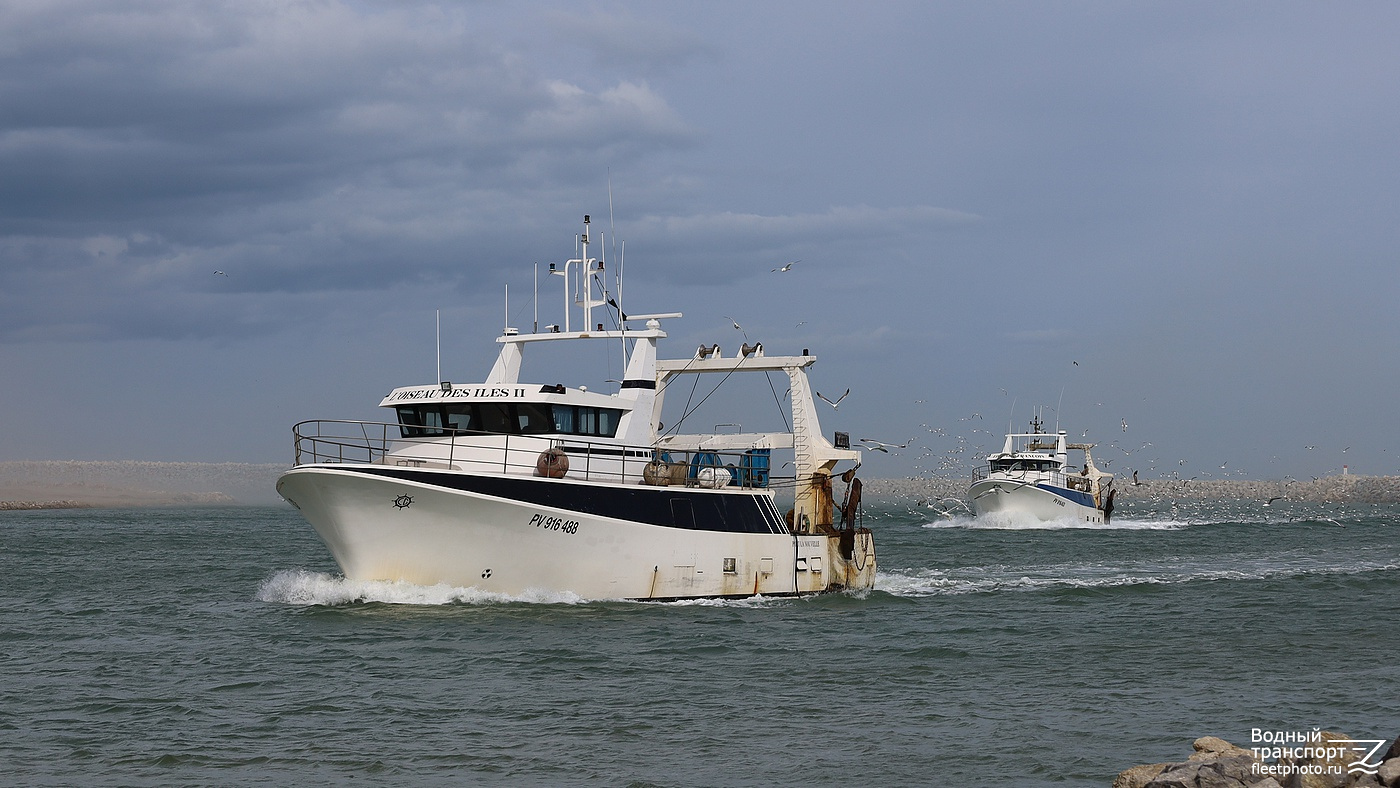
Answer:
1115 733 1400 788
0 460 285 507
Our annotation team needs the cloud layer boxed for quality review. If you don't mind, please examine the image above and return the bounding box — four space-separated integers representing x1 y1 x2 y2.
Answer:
2 1 1398 480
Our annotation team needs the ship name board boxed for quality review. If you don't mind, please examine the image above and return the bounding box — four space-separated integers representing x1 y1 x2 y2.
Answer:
388 386 528 401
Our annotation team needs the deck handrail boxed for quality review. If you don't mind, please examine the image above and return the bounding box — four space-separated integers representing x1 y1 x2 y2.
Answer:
972 463 1113 493
289 419 777 489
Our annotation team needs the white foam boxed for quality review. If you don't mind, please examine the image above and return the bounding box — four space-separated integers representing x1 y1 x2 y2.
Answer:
919 512 1189 531
255 568 588 606
876 555 1400 598
644 594 793 608
256 570 859 608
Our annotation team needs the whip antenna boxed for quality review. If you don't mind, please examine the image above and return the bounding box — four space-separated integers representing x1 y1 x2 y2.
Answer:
608 172 621 321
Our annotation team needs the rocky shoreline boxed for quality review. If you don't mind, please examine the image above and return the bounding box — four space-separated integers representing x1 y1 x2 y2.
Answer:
0 500 91 510
1116 733 1400 788
0 460 285 508
0 492 234 510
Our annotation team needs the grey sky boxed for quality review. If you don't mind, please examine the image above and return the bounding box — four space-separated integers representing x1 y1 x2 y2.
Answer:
2 1 1396 482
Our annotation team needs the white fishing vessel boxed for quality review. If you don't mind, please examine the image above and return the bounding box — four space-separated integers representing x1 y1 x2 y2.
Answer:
968 415 1116 523
276 215 875 600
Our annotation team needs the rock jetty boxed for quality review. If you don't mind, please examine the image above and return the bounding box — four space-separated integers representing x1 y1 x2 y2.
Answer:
0 460 284 507
0 500 91 510
1115 733 1400 788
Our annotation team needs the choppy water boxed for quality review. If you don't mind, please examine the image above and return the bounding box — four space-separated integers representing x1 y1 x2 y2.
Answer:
3 496 1398 786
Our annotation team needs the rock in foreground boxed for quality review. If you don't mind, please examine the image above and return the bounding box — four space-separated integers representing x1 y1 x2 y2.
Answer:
1115 733 1400 788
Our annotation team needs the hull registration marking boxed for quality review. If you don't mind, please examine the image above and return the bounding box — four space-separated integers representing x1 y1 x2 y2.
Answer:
529 513 579 535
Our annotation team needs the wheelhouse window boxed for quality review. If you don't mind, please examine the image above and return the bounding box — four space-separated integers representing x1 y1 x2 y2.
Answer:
551 405 621 437
396 403 622 439
991 459 1058 473
515 402 554 435
477 402 512 434
444 404 476 432
397 406 446 437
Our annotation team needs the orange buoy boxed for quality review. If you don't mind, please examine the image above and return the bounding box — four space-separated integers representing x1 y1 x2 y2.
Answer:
535 447 569 478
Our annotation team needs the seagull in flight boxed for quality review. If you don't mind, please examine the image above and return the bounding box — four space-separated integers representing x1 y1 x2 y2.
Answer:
920 497 971 518
860 437 914 453
816 389 849 409
213 270 228 276
771 260 799 272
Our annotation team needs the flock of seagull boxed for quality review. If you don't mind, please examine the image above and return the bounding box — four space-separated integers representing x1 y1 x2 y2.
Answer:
730 261 1346 488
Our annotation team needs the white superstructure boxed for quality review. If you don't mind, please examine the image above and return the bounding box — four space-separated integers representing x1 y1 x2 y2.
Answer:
276 216 875 600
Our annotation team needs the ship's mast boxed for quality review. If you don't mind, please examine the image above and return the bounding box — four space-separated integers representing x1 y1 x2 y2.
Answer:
562 214 607 334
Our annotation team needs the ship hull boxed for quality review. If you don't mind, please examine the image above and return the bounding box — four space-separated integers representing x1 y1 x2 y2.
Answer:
968 477 1106 524
276 465 875 600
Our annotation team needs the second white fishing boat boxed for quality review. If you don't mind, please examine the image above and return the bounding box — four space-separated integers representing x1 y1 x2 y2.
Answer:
968 415 1117 524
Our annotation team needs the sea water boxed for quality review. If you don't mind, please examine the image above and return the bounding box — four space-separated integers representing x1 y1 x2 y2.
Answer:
3 496 1397 786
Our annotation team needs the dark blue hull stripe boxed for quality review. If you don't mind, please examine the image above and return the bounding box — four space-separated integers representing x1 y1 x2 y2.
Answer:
1035 483 1096 509
326 466 789 536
